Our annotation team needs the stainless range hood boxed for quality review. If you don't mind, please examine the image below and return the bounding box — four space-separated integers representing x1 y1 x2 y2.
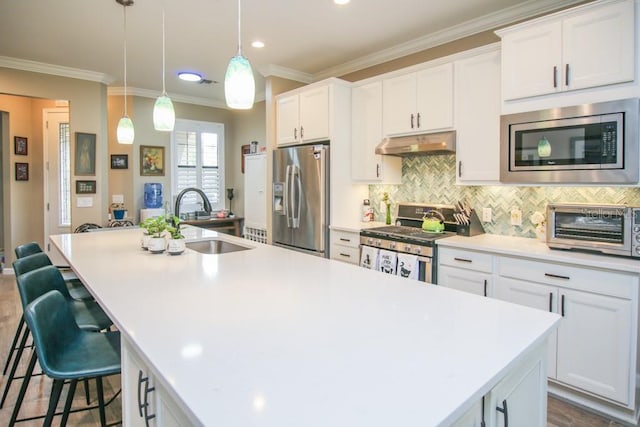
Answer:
375 131 456 156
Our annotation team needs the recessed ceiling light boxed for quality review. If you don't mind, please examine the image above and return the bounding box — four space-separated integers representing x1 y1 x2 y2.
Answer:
178 72 203 82
334 0 350 4
251 40 265 48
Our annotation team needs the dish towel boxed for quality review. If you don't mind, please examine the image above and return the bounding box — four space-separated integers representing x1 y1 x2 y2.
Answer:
378 249 397 275
360 246 380 270
396 253 419 280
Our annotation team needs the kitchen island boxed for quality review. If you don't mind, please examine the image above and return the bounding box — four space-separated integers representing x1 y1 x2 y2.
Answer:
51 226 560 426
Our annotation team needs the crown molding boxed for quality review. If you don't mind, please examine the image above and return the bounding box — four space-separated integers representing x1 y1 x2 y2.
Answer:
0 56 114 84
313 0 586 80
259 64 313 84
107 86 265 109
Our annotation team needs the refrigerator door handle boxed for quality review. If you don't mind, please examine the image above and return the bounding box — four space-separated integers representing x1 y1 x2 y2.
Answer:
284 165 291 227
292 166 302 228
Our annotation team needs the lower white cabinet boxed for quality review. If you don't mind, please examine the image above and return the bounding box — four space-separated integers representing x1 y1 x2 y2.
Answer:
494 255 637 408
437 247 492 296
122 338 193 427
330 229 360 265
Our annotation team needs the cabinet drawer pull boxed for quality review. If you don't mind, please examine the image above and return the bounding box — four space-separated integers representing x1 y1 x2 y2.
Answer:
496 399 509 427
561 294 565 317
410 113 415 129
483 279 487 297
565 64 570 86
300 126 304 139
553 65 558 88
549 292 553 313
544 273 570 280
137 370 144 417
416 112 421 128
453 257 472 263
339 238 351 242
458 160 462 178
293 128 297 140
376 163 380 178
339 253 351 258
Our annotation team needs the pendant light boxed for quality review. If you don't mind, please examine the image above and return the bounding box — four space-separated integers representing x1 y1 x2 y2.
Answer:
224 0 255 110
116 0 134 144
153 6 175 131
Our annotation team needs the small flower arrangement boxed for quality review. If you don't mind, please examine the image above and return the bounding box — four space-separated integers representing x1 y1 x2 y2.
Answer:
530 211 546 240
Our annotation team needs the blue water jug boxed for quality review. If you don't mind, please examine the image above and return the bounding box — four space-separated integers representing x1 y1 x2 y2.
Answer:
144 183 163 209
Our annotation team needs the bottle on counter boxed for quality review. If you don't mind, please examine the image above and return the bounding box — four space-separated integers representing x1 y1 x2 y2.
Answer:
362 199 374 222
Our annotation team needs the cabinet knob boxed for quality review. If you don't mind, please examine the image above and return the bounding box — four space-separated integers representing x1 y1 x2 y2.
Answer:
300 126 304 139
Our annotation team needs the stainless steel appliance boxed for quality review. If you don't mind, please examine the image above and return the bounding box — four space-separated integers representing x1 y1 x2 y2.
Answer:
273 144 329 257
360 203 457 283
547 203 640 259
500 98 639 184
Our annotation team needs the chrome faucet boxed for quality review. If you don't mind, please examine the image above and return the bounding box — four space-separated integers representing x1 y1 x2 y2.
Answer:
174 188 212 219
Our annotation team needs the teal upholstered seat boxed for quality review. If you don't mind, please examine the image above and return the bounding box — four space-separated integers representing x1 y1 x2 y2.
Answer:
14 241 41 259
11 290 121 426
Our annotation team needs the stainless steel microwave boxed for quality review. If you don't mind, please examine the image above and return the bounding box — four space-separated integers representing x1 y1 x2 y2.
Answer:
500 98 639 184
547 203 640 259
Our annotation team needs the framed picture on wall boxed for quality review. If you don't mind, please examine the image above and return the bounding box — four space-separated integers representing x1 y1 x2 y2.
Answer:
140 145 165 176
14 136 28 155
15 162 29 181
111 154 129 169
75 132 96 176
76 180 96 194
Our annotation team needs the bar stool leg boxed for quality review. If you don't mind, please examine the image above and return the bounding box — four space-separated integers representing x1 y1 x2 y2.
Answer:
8 350 37 427
60 379 78 427
96 376 107 427
0 326 31 409
43 379 65 427
2 316 25 375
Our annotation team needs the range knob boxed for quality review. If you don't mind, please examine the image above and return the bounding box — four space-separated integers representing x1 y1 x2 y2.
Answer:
634 226 640 232
636 234 640 243
389 242 397 249
404 244 412 252
376 239 382 246
367 237 374 245
636 246 640 255
416 247 422 255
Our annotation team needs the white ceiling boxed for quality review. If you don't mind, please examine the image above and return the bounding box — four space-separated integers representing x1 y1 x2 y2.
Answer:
0 0 584 108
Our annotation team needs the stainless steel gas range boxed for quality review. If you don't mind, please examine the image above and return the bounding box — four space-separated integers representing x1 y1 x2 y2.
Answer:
359 203 457 283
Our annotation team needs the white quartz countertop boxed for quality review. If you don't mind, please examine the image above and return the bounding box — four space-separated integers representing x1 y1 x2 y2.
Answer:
437 234 640 274
51 226 559 427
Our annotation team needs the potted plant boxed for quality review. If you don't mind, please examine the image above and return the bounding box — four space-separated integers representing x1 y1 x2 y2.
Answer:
166 216 186 255
140 216 168 253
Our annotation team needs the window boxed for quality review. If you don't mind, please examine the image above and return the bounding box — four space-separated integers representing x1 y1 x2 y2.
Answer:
59 122 71 226
172 119 225 213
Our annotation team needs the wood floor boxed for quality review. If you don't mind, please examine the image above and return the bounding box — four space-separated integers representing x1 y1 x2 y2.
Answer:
0 273 633 426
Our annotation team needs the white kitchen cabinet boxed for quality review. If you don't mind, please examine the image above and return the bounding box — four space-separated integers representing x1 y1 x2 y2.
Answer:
122 338 194 427
382 63 453 136
495 255 637 407
351 81 401 183
485 344 547 427
453 47 501 183
330 229 360 265
276 85 329 146
243 153 267 231
437 247 493 297
498 0 635 100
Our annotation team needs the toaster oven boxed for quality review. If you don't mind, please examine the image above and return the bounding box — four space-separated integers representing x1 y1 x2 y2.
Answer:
547 203 640 259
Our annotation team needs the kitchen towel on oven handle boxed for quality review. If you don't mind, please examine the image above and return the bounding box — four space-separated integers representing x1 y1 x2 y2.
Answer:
396 253 419 280
378 249 397 275
360 246 380 270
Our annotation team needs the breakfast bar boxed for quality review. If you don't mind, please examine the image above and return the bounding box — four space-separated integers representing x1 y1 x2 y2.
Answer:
51 226 560 426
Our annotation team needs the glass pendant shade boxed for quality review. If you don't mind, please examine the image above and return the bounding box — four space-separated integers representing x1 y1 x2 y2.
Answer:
153 94 175 131
225 54 255 109
117 116 135 144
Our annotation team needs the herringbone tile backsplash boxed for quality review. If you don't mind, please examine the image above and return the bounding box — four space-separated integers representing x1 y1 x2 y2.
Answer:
368 155 640 237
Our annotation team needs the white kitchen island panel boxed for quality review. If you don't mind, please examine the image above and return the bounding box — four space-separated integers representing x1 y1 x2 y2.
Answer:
51 226 559 427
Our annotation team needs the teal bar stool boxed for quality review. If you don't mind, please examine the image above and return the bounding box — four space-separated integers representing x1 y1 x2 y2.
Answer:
0 263 113 410
13 242 92 301
10 290 121 427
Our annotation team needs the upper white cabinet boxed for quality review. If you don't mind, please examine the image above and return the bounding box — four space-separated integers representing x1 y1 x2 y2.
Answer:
382 63 454 136
351 81 401 183
498 0 635 100
453 47 501 183
276 85 330 146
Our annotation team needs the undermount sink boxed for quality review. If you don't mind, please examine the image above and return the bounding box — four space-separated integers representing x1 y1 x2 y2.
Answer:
186 238 253 255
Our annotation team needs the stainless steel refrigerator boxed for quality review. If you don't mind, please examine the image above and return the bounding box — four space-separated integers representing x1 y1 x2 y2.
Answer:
272 144 329 257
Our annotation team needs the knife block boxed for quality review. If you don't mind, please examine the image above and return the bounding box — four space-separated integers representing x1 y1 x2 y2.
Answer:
456 209 485 237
